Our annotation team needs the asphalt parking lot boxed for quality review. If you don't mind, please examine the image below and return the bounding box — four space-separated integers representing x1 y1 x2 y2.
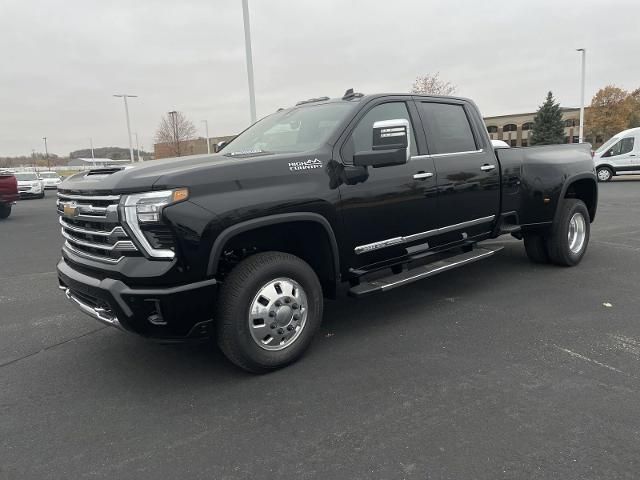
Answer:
2 180 640 480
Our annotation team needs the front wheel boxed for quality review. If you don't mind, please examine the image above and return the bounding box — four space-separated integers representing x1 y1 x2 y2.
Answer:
216 252 323 373
597 167 613 182
546 199 590 266
0 204 11 219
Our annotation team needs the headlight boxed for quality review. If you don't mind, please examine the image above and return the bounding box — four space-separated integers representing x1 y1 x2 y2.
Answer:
121 188 189 259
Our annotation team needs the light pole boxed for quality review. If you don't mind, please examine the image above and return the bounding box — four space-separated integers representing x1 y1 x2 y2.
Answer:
168 111 180 156
89 138 95 160
576 48 586 143
241 0 257 124
113 94 137 162
42 136 49 170
201 120 210 154
134 132 142 162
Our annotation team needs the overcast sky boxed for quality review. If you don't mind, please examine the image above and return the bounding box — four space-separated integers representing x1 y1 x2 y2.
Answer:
1 0 639 157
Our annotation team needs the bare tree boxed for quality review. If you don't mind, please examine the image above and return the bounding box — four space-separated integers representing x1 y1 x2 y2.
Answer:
154 111 197 157
411 73 457 96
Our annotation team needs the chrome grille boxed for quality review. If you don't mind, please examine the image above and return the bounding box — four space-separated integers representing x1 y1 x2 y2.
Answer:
57 192 139 263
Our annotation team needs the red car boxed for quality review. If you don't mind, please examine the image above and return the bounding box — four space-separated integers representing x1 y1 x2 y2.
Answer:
0 170 18 219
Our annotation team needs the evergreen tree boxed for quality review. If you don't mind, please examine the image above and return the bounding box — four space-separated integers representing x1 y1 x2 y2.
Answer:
531 91 565 145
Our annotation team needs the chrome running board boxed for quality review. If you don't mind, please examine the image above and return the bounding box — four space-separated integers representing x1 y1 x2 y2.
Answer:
348 246 503 297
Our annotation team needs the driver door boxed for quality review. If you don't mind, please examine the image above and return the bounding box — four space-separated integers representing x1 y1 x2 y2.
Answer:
337 99 438 269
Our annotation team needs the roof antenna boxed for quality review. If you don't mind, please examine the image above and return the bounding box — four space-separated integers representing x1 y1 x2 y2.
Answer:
342 88 363 100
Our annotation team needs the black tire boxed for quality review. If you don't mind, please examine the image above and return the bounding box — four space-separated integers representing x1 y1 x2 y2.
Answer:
39 190 45 199
216 251 323 373
545 199 590 266
523 234 549 263
0 204 11 219
597 167 613 182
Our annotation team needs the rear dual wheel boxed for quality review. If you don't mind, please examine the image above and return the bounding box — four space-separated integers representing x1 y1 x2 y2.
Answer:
524 199 590 266
216 252 323 373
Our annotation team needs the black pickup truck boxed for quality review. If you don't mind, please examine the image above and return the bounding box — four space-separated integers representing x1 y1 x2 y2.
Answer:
56 91 597 372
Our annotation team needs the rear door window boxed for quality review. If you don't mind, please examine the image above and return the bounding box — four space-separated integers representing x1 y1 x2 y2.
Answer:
418 102 477 154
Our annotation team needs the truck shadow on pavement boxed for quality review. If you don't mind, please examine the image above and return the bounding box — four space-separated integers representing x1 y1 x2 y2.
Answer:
76 240 540 387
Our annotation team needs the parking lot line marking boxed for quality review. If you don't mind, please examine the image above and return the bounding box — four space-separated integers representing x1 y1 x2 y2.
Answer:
552 344 625 375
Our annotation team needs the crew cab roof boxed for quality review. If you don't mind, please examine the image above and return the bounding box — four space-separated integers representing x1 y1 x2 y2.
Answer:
289 93 473 110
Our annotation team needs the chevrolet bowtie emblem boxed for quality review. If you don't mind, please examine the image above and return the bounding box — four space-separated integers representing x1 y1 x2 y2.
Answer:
63 202 79 217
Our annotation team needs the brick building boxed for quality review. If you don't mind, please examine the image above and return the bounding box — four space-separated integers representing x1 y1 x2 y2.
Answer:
483 108 600 147
154 135 236 160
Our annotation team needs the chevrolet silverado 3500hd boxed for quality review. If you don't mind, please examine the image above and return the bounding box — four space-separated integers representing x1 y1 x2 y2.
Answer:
56 91 597 372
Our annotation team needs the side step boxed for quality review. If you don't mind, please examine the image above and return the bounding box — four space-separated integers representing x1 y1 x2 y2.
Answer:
499 224 521 234
348 246 503 297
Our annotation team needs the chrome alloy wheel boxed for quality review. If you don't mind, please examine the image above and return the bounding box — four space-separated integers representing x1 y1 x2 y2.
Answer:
568 212 587 254
248 278 308 351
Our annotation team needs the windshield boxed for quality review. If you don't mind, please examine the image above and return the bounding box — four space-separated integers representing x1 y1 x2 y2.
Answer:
40 172 58 178
15 173 38 181
223 102 354 156
596 136 620 154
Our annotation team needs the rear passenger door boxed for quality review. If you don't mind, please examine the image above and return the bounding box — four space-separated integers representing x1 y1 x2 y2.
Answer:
416 100 500 240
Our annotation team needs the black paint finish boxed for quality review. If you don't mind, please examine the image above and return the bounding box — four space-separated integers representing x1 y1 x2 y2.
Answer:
57 93 597 339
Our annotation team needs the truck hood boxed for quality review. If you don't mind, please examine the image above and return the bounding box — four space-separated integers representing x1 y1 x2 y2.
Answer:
59 151 317 194
59 154 239 194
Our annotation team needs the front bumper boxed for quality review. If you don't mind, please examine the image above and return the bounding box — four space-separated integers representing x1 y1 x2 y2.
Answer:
0 195 18 204
18 188 42 198
57 257 218 341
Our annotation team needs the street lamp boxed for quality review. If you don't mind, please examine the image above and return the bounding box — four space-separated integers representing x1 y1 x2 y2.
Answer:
42 136 49 170
241 0 257 124
168 111 180 156
113 94 137 163
134 132 142 162
89 138 95 160
201 120 210 154
576 48 586 143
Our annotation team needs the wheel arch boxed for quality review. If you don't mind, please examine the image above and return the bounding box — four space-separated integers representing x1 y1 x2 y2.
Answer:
557 173 598 223
596 163 615 172
207 213 341 297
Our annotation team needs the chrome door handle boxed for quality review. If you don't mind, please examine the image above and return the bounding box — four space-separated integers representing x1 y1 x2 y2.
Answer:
413 172 434 180
480 164 496 171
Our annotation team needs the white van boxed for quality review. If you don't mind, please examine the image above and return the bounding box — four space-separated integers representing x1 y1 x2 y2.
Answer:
593 127 640 181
